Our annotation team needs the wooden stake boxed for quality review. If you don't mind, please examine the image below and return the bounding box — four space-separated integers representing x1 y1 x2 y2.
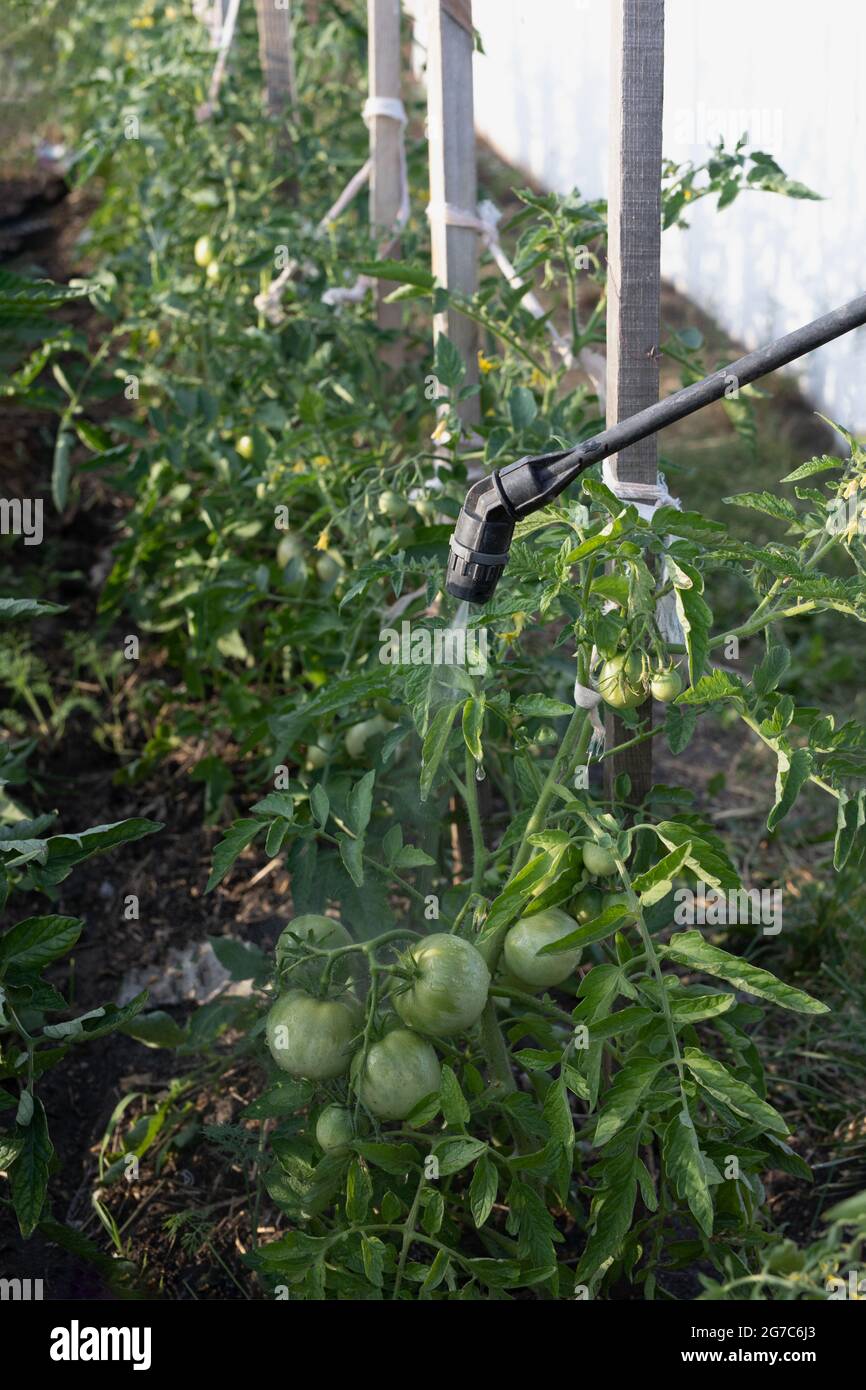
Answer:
368 0 404 360
604 0 665 807
255 0 297 117
426 0 479 426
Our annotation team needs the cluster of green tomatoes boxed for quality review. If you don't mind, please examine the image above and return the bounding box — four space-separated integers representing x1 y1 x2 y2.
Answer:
265 837 630 1152
596 650 683 709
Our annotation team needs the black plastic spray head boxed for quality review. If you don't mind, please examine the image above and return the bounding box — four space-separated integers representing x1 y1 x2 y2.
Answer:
444 292 866 606
445 448 583 604
445 472 516 604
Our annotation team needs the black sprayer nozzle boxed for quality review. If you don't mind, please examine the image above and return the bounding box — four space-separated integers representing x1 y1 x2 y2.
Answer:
445 449 585 604
445 472 516 604
445 291 866 606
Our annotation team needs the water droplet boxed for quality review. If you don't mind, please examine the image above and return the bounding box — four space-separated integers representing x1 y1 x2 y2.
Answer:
475 763 486 782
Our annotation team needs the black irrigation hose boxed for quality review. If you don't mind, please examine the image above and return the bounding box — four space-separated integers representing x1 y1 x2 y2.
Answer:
445 292 866 603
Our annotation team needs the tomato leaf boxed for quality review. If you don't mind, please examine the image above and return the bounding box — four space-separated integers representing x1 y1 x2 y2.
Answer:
594 1058 663 1147
538 903 629 955
0 915 83 971
664 930 829 1013
632 843 692 907
338 833 364 888
662 1107 714 1237
345 1157 372 1222
346 769 375 837
206 819 264 892
432 1136 486 1177
440 1064 470 1128
420 702 460 800
469 1151 498 1229
352 1140 420 1175
462 695 485 763
683 1046 789 1135
767 744 812 831
10 1098 53 1237
665 703 697 753
753 644 790 696
673 570 712 687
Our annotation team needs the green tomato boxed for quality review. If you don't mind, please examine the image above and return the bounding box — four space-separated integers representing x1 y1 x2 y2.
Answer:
598 651 645 710
377 489 409 520
276 913 351 961
316 551 343 585
265 991 360 1081
281 557 306 596
352 1029 441 1121
765 1239 806 1275
649 667 683 703
235 434 254 460
503 908 582 989
194 234 215 268
315 1104 354 1152
603 890 636 925
276 913 355 987
206 259 221 282
344 714 392 759
392 933 490 1037
570 885 604 924
413 494 439 523
276 531 305 567
582 841 618 877
305 734 333 770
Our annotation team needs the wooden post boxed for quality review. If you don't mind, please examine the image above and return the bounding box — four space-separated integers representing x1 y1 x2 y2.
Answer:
426 0 479 426
255 0 297 117
604 0 665 807
368 0 404 359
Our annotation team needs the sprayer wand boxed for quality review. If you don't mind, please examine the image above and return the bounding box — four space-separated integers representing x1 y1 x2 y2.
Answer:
445 291 866 603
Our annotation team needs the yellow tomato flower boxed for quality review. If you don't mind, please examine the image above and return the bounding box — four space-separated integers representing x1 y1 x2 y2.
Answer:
312 454 329 469
500 611 528 644
431 417 452 445
146 328 161 350
683 187 692 201
477 350 496 374
165 4 178 18
315 528 330 551
529 367 546 390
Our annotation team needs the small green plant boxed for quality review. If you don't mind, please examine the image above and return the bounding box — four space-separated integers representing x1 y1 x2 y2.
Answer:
0 597 162 1237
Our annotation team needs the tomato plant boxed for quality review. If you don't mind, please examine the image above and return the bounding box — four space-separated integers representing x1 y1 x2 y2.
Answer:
5 0 861 1307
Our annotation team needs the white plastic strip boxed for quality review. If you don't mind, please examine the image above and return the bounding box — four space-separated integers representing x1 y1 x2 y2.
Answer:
257 99 410 317
426 198 606 404
601 467 686 645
